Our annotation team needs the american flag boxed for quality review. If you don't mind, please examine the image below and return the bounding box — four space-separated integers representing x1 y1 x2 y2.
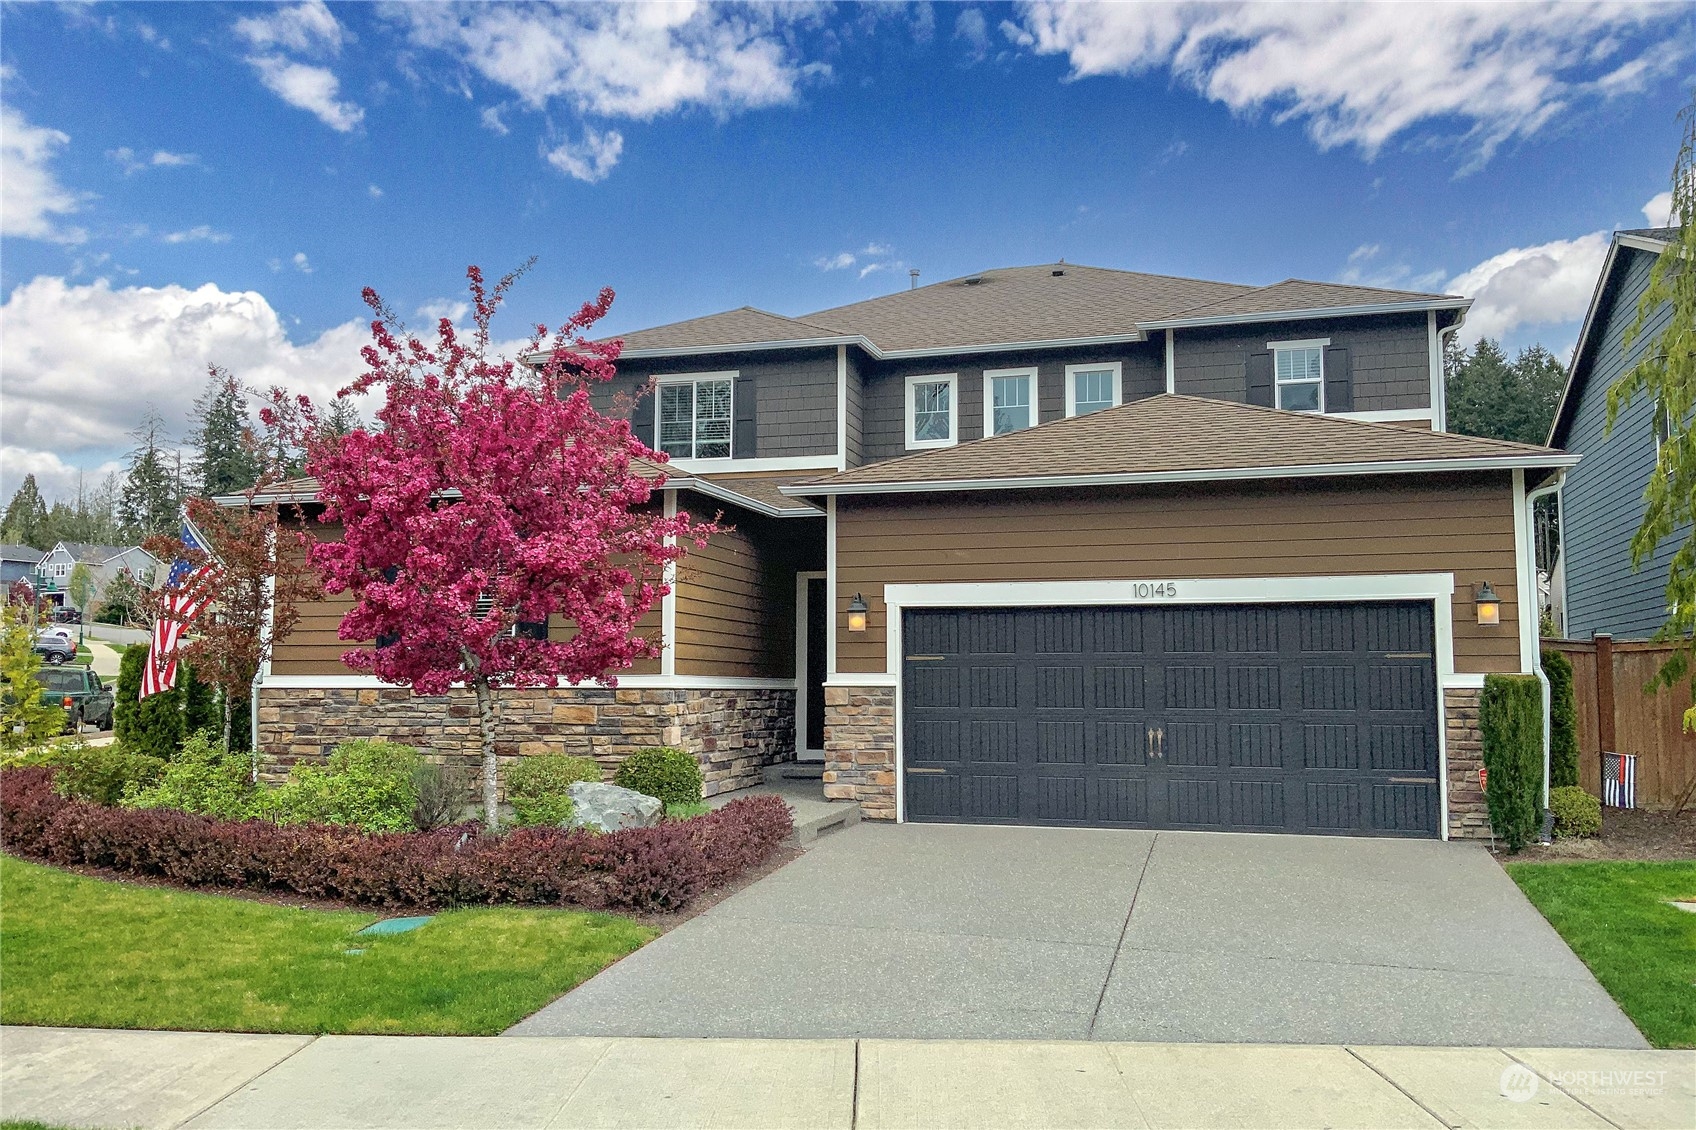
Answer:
139 519 224 699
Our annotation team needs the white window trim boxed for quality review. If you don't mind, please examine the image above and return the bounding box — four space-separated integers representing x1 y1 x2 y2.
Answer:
904 372 958 450
1268 339 1329 414
1064 361 1123 417
654 370 736 462
982 367 1038 438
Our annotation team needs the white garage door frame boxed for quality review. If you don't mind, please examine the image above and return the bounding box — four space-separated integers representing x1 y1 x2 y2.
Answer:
881 573 1465 839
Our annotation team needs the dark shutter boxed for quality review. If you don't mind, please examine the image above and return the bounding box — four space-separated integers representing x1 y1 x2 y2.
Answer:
1245 352 1274 407
733 373 756 457
630 381 656 451
375 566 400 649
514 618 548 640
1324 346 1353 412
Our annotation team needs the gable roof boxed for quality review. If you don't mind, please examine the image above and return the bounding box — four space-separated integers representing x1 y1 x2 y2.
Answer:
608 261 1468 359
48 543 138 564
784 395 1574 498
1549 226 1679 447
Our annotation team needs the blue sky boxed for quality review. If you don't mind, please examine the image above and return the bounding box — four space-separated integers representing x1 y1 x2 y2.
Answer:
2 1 1692 501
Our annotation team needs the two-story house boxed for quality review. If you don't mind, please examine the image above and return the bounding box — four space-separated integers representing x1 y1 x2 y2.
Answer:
1547 227 1680 639
258 262 1576 841
35 542 159 611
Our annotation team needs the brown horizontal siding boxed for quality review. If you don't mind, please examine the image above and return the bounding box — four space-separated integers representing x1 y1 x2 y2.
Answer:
675 512 798 679
833 474 1523 676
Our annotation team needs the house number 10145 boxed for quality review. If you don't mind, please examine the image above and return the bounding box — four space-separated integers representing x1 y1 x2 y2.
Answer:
1132 582 1177 598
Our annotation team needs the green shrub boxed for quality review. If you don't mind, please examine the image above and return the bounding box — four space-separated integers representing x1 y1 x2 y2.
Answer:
40 740 165 805
259 739 422 833
122 730 256 819
1550 785 1602 838
113 645 224 760
1542 648 1580 788
665 801 711 820
412 760 473 830
1481 674 1544 852
506 754 601 827
614 747 702 807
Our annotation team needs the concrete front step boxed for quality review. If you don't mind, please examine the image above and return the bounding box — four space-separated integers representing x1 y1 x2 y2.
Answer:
708 777 860 844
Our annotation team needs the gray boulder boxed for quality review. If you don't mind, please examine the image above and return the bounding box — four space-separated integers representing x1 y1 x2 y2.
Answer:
566 781 663 832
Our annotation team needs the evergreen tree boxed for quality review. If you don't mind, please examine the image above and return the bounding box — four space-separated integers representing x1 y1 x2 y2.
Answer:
318 395 363 441
94 568 145 625
1446 338 1567 445
118 411 181 540
190 366 260 496
2 475 51 549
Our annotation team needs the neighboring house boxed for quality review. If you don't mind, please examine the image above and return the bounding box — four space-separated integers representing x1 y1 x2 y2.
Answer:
1548 227 1681 639
253 262 1576 841
1 544 45 588
34 543 160 609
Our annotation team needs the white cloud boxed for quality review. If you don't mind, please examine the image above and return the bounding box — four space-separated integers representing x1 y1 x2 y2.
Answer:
1448 232 1610 345
1 105 87 243
543 126 623 183
160 225 231 244
107 147 199 175
234 0 346 55
398 2 824 120
1010 1 1688 169
480 104 511 135
0 448 127 508
0 276 368 483
814 251 856 271
367 183 383 198
416 299 470 324
955 8 992 60
246 56 365 132
235 1 363 133
1643 190 1673 227
292 251 313 273
1348 243 1380 264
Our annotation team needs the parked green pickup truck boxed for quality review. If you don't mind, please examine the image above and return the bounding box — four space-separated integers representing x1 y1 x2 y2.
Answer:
34 666 115 732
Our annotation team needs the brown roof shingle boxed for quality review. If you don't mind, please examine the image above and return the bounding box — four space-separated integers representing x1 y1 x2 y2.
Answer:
1149 278 1456 323
616 307 842 352
788 395 1572 493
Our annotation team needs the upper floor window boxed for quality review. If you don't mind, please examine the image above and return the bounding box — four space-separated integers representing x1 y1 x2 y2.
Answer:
985 367 1036 436
1270 340 1328 413
905 373 957 450
657 374 733 460
1065 362 1122 416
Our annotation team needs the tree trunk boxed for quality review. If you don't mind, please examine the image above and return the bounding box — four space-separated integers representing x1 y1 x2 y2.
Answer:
221 692 234 758
472 677 499 829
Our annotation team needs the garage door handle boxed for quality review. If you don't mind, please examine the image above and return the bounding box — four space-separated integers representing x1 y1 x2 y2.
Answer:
1383 653 1432 659
907 767 946 775
1388 776 1437 784
906 655 946 662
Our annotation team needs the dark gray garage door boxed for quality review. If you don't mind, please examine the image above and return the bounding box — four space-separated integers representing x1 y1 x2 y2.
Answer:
901 603 1440 837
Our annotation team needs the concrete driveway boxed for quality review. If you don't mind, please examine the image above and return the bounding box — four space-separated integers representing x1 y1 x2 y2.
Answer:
510 823 1647 1047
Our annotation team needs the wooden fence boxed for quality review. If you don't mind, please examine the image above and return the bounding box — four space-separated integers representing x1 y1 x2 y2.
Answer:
1544 636 1696 809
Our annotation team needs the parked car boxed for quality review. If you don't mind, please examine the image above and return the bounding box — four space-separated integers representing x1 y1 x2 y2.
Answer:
32 634 76 665
49 607 82 624
33 666 114 731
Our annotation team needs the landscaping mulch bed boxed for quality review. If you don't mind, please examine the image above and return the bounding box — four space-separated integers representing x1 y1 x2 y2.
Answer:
1512 806 1696 863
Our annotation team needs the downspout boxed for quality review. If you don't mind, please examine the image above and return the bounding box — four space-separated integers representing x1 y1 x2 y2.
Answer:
1433 308 1466 432
1526 470 1567 813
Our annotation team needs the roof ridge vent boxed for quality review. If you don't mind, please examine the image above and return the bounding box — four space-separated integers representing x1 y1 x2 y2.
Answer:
961 275 985 286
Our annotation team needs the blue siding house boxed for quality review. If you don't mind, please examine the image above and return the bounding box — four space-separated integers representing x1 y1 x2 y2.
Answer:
1550 227 1680 638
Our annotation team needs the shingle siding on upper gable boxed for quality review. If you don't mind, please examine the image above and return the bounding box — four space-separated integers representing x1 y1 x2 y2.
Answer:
1560 247 1680 639
843 349 864 467
594 347 839 460
857 342 1165 464
1172 313 1433 412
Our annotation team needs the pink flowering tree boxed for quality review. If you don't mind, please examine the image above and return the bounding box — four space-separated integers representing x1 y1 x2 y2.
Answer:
277 263 714 828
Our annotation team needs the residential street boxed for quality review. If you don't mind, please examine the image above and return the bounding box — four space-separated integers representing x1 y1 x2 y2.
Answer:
512 822 1646 1048
3 1026 1690 1130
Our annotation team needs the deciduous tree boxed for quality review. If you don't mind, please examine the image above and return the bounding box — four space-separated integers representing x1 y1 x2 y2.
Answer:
277 263 716 827
1607 97 1696 727
0 604 63 749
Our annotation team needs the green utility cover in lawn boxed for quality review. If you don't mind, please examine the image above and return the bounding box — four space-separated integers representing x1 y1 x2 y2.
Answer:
357 916 433 936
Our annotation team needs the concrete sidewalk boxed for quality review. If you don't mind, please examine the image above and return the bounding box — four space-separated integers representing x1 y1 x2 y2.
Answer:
3 1027 1691 1129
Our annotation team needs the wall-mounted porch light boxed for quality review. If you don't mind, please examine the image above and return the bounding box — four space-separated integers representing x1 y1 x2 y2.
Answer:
1474 581 1501 626
846 593 869 633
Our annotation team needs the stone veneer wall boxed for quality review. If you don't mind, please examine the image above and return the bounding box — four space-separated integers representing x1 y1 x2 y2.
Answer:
822 685 896 820
1444 687 1489 840
259 685 795 798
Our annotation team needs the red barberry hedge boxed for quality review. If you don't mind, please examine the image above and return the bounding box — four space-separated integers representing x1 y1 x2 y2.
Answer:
0 767 792 912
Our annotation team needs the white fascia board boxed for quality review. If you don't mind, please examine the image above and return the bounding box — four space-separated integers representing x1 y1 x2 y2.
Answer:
778 454 1582 498
673 478 821 519
587 331 1153 364
667 455 836 474
1141 297 1471 331
260 674 798 690
1330 408 1438 424
1617 233 1673 254
530 337 864 363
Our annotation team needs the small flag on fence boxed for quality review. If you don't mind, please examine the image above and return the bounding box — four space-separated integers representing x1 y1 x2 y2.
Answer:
1602 752 1637 809
139 518 223 699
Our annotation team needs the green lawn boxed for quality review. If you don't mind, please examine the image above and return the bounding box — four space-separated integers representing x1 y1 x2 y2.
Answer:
0 854 655 1035
1507 860 1696 1049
